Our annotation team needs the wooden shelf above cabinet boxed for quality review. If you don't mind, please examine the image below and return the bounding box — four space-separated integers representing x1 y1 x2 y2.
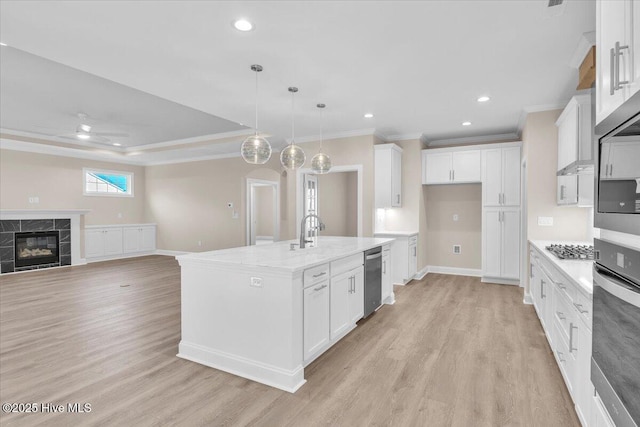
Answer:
577 46 596 90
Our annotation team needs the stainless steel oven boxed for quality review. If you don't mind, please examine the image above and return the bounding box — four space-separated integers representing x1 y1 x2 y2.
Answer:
592 238 640 427
594 91 640 236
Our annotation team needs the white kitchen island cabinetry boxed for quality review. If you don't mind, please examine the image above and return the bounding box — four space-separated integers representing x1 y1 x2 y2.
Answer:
176 236 393 393
374 232 418 285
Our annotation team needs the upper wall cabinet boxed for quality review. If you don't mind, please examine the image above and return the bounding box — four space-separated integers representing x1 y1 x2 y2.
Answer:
375 144 403 208
482 146 521 207
556 93 593 172
596 0 640 124
422 149 481 184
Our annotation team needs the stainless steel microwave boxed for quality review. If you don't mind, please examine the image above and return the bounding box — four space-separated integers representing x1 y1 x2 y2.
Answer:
594 91 640 236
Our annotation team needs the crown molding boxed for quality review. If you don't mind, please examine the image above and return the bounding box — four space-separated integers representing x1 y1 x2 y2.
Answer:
143 151 243 166
383 132 424 142
0 137 145 165
290 128 376 144
127 128 255 152
426 132 519 147
569 31 596 69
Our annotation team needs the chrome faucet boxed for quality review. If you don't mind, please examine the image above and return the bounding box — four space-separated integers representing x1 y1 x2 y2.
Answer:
300 214 326 249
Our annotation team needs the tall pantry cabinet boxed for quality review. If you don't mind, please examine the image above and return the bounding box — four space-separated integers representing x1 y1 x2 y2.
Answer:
481 145 521 283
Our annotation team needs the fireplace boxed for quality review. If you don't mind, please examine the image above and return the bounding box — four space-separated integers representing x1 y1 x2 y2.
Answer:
14 231 60 268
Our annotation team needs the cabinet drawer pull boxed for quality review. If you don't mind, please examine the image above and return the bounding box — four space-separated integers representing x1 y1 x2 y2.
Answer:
569 323 578 353
312 272 327 278
558 283 566 290
614 41 630 90
557 351 565 363
556 311 565 320
573 303 589 314
313 284 327 291
610 48 615 95
540 280 545 299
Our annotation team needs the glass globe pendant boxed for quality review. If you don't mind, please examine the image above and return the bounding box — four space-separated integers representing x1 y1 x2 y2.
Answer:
280 87 306 170
241 64 272 165
311 103 332 174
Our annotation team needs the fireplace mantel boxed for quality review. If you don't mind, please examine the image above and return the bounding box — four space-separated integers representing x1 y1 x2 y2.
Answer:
0 209 90 270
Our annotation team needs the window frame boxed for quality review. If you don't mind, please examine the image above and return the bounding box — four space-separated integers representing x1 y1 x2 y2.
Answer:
83 167 134 197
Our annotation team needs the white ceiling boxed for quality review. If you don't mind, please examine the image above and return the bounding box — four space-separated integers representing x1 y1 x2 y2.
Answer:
0 0 595 163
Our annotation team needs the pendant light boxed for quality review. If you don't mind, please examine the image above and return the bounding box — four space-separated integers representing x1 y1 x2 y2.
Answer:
241 64 272 164
311 103 332 174
280 87 306 170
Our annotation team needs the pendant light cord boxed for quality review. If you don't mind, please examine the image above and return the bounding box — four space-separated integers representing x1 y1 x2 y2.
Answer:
254 70 259 135
290 91 295 145
319 107 324 152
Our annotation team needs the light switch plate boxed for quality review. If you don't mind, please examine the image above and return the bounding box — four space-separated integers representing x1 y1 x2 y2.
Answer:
538 216 554 226
250 277 262 287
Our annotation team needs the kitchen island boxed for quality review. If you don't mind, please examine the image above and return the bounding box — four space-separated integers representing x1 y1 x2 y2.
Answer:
176 236 394 392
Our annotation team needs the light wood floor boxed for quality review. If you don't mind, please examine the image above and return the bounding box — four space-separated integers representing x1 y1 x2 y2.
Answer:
0 256 579 427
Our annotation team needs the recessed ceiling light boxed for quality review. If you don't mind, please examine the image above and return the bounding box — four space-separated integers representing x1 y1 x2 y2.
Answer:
364 113 374 118
77 134 90 140
113 143 122 146
462 121 472 126
477 96 490 103
0 42 7 47
233 19 254 32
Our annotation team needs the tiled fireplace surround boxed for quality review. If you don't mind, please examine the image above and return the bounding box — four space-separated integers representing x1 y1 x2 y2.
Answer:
0 210 88 274
0 219 71 273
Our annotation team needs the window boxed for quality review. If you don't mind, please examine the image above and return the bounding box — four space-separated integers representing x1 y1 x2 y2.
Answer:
83 168 133 197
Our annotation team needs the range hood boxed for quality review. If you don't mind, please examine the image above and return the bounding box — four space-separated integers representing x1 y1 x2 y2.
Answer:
557 160 595 176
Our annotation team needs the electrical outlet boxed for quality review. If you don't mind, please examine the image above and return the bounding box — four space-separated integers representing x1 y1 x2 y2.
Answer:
250 277 262 288
453 245 461 254
28 196 39 204
453 214 459 222
232 211 239 219
538 216 554 226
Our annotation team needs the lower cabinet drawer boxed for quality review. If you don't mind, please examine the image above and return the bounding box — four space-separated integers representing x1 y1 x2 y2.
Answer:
331 252 363 277
553 285 575 343
304 263 330 287
573 290 592 327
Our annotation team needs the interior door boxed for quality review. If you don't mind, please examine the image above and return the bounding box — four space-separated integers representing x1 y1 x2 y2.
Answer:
303 174 319 242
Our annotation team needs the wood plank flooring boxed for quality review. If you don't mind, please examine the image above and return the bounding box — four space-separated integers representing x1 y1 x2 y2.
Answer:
0 256 580 427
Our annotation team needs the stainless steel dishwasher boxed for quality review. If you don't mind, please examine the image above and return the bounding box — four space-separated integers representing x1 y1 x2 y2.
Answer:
363 246 382 317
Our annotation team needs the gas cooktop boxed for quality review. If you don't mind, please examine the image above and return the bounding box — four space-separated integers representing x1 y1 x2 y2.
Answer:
545 244 595 260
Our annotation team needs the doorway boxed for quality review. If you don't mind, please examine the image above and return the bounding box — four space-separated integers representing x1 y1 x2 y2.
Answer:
246 179 280 246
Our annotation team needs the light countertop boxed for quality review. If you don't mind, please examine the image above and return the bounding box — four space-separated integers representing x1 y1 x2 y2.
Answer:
529 240 594 295
373 231 418 237
177 236 395 273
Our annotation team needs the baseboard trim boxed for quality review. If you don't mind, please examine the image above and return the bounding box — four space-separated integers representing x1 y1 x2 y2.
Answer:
426 265 483 277
155 249 191 257
481 276 520 286
415 266 429 280
523 293 533 305
177 341 306 393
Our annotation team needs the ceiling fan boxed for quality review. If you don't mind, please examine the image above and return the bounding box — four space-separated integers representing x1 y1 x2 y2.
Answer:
54 113 130 144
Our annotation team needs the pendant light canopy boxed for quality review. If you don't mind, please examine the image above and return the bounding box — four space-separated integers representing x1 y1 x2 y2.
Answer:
241 64 272 165
280 87 306 170
311 103 332 174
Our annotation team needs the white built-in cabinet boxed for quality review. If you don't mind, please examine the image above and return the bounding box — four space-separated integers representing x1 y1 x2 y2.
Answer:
375 144 403 208
596 0 640 124
529 244 596 427
85 224 156 261
85 228 123 258
422 149 481 184
482 147 521 207
482 208 520 280
303 253 364 366
381 244 393 304
374 233 418 285
556 94 594 207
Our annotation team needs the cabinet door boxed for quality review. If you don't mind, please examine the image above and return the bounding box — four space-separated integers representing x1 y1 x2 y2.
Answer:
392 149 402 206
530 262 542 319
408 243 417 278
482 210 501 277
103 229 123 256
330 271 351 340
304 280 330 360
381 248 391 302
557 100 579 170
596 0 630 123
574 318 593 426
139 226 156 251
424 152 452 184
85 229 105 258
630 0 640 100
375 148 392 208
122 228 140 253
452 150 481 183
349 267 365 324
557 175 578 205
502 147 521 206
482 149 502 206
501 209 520 280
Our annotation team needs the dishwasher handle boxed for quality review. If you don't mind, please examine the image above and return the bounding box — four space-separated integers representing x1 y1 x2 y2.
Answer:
365 252 382 261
